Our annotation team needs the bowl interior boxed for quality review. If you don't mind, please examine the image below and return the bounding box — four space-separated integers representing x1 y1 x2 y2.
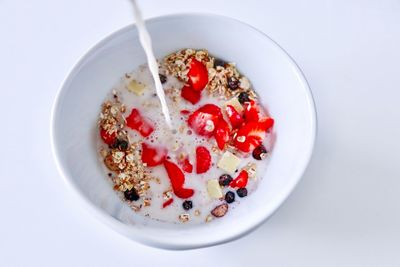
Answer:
52 14 315 249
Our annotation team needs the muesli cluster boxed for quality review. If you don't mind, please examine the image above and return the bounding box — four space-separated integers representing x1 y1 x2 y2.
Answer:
97 48 274 224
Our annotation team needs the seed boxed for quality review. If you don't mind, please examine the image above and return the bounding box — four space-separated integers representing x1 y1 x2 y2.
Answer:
124 188 140 201
227 77 240 90
182 200 193 210
159 74 167 84
225 191 235 203
236 188 248 198
219 174 233 186
252 145 268 160
238 92 250 104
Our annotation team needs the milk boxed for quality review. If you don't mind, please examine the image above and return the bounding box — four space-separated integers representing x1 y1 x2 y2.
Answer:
98 64 273 224
129 0 172 128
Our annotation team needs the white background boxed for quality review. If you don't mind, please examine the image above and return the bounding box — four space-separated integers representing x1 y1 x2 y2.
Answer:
1 0 399 266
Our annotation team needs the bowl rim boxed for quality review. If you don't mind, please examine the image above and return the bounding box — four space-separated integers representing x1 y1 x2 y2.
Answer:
50 12 317 250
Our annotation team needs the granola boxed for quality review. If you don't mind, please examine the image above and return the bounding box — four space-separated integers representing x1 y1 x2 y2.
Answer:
96 48 274 224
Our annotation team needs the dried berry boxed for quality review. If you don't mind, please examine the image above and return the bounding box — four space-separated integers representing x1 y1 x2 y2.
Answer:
227 77 240 90
118 140 129 150
182 200 193 210
238 92 250 104
124 188 140 201
111 139 129 151
211 203 228 217
219 174 233 186
236 188 248 198
214 58 226 68
252 145 268 160
225 191 235 203
159 74 167 84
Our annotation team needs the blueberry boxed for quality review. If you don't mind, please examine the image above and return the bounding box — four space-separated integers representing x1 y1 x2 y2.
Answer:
238 92 250 104
219 174 233 186
182 200 193 210
227 77 240 90
252 145 268 160
225 191 235 203
214 58 226 68
118 140 129 151
159 74 167 84
237 188 248 198
111 139 129 151
124 188 140 201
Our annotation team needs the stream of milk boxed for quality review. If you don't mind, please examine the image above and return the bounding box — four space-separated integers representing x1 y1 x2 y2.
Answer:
129 0 172 128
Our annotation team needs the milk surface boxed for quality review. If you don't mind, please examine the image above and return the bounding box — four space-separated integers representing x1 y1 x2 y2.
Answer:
97 64 273 224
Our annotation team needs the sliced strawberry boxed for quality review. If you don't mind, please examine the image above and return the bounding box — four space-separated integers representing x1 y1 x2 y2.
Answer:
162 198 174 208
141 142 167 167
259 117 274 131
180 109 191 115
174 188 195 199
187 58 208 91
196 146 211 174
163 160 194 199
188 104 222 137
180 157 193 173
100 128 116 145
181 85 201 104
230 170 249 188
234 120 269 152
214 118 230 150
244 100 259 123
126 108 154 137
225 105 244 129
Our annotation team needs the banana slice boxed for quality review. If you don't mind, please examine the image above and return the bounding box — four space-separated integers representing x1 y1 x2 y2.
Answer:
207 179 223 199
127 79 146 95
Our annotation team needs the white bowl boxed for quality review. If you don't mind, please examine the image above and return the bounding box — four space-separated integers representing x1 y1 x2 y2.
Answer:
51 13 316 250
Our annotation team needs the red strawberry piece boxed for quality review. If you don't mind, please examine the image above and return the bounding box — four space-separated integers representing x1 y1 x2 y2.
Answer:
230 170 249 188
163 160 194 199
214 118 230 150
187 58 209 91
180 157 193 173
259 117 274 131
181 84 201 104
234 120 269 152
162 198 174 208
100 128 116 145
225 105 244 129
196 146 211 174
188 104 222 137
244 100 259 123
180 109 191 115
174 188 195 199
141 142 167 167
126 108 154 137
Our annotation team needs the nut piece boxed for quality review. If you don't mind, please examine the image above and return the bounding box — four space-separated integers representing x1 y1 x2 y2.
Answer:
178 213 190 223
217 151 241 174
207 179 223 199
211 203 228 218
104 154 120 172
127 79 146 95
224 97 244 113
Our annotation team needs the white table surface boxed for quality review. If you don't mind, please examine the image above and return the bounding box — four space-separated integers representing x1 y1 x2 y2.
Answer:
1 0 400 266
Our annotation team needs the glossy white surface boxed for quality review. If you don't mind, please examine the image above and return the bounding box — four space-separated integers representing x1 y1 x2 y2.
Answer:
1 0 400 265
51 14 315 249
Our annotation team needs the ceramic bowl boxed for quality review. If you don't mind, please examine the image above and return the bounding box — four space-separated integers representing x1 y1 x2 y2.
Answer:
51 13 316 250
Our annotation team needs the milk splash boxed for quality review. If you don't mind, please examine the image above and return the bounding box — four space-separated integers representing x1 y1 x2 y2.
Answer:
129 0 172 128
